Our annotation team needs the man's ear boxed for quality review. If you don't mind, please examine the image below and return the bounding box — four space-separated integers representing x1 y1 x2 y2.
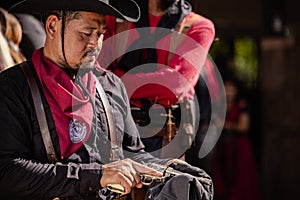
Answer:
45 15 60 39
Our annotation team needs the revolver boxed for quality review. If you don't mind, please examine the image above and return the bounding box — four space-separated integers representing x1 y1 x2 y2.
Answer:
107 163 212 195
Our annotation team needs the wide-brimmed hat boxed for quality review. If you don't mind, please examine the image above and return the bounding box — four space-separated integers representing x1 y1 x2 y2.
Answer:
9 0 140 22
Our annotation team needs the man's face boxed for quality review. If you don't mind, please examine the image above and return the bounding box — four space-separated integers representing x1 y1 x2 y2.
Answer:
225 81 237 103
55 12 106 70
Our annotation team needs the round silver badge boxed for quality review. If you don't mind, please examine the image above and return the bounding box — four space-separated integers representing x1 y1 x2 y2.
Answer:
69 119 87 143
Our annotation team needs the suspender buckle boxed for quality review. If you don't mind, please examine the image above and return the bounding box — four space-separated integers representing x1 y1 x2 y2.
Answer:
110 146 120 161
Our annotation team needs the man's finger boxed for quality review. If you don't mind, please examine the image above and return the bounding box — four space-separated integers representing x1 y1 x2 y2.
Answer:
130 171 141 186
115 173 134 194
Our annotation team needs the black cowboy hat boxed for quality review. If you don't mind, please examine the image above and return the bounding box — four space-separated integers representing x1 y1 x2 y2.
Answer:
9 0 140 22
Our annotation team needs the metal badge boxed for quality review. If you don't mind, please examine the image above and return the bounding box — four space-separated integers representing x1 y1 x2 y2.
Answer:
69 119 87 143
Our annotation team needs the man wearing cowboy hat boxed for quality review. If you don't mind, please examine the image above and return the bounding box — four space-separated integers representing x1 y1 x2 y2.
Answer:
0 0 213 199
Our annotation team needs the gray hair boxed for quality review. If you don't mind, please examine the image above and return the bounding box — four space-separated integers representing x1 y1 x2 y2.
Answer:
41 10 82 26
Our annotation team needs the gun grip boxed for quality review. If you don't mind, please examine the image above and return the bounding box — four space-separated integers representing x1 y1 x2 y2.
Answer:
107 183 125 194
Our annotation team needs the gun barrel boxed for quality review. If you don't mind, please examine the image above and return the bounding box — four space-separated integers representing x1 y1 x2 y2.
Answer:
165 168 212 185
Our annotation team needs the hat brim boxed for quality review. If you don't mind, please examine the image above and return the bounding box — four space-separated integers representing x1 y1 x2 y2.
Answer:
9 0 140 22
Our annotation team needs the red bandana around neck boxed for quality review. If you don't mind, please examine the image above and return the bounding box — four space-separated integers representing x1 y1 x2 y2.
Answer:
32 48 96 159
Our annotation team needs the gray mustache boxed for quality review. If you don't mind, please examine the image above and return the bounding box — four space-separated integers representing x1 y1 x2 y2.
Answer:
84 49 99 57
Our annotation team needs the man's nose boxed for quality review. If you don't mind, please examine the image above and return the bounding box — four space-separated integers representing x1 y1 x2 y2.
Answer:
89 33 103 47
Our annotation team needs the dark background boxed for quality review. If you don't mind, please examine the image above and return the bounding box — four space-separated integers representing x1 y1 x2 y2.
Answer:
189 0 300 199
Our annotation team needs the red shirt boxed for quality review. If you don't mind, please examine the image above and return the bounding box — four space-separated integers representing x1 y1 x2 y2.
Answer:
99 12 215 108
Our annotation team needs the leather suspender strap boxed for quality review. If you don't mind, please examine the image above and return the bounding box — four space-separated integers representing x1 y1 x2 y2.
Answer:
94 76 120 161
20 62 59 163
20 62 119 162
168 14 201 63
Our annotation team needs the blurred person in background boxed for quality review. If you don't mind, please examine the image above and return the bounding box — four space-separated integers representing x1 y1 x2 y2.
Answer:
14 12 46 59
0 0 46 59
212 77 260 200
0 23 14 71
0 7 26 66
99 0 215 160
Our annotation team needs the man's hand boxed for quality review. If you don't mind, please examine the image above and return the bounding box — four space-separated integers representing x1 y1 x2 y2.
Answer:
100 158 163 194
165 158 187 167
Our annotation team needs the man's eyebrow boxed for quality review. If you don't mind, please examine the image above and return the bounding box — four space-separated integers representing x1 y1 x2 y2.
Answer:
83 25 107 31
83 19 106 30
83 26 97 30
91 17 106 25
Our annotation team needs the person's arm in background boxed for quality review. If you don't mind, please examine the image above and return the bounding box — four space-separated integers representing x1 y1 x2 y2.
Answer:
0 31 14 71
120 14 215 107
